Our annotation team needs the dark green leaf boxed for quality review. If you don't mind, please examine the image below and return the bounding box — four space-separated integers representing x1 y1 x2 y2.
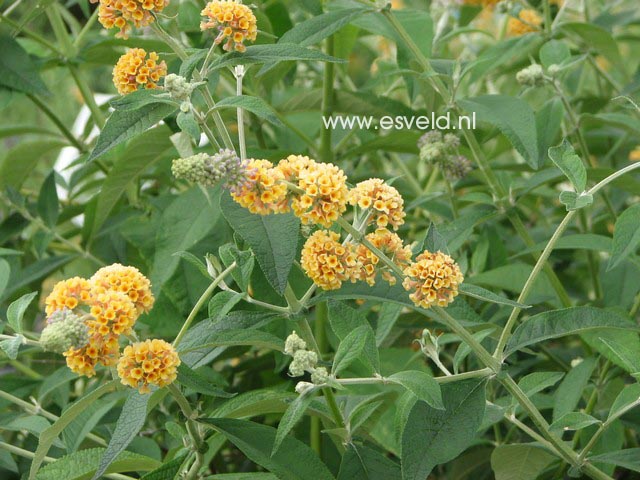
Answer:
388 370 443 410
176 364 235 398
550 412 600 432
272 394 315 456
589 449 640 473
459 283 530 309
0 35 49 95
7 291 37 334
490 444 556 480
212 96 282 127
549 140 587 192
608 203 640 271
37 171 59 228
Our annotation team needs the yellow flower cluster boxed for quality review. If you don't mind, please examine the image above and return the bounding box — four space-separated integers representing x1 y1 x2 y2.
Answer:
300 230 359 291
508 9 542 36
231 159 289 215
201 0 258 52
629 146 640 162
289 161 348 228
463 0 500 7
117 339 181 393
44 264 155 377
45 277 92 316
94 0 168 39
402 251 464 309
348 178 406 231
112 48 167 95
355 229 412 286
91 263 155 314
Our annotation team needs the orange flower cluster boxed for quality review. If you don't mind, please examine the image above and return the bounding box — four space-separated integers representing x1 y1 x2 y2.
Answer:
508 9 542 36
91 263 155 314
201 0 258 52
300 230 359 291
463 0 500 7
94 0 168 39
117 339 181 393
231 159 289 215
348 178 406 231
402 251 464 309
112 48 167 95
44 264 155 377
355 229 412 286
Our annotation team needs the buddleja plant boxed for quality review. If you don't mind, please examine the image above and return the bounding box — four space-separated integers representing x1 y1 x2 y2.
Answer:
1 0 639 479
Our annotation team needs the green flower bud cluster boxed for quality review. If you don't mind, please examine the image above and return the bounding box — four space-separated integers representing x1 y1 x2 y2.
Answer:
171 149 252 193
417 131 472 181
40 309 90 354
164 74 199 104
516 64 545 87
284 331 332 390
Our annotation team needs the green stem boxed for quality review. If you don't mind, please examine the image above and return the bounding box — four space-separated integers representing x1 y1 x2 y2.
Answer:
235 65 247 160
27 94 86 152
284 283 302 314
0 334 40 347
73 7 99 48
168 384 204 480
336 368 494 386
320 35 335 164
69 64 106 129
45 3 76 58
173 262 236 347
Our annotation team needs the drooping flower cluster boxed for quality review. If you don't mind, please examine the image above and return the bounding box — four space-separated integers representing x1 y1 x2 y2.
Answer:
172 150 253 194
508 9 542 36
355 229 412 286
418 131 473 181
117 339 181 393
300 230 359 291
402 250 464 308
43 264 155 378
112 48 167 95
231 159 289 214
200 0 258 52
93 0 168 39
348 178 406 230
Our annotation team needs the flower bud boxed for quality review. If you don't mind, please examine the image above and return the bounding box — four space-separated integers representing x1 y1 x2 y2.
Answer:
295 381 315 395
417 329 440 360
547 64 561 77
516 64 545 87
40 309 90 354
164 74 199 103
172 149 253 193
284 331 307 356
310 366 329 385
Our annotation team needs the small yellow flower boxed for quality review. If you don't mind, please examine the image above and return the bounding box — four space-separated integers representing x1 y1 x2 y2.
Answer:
290 161 348 228
64 334 120 377
201 0 258 52
301 230 359 291
348 178 406 231
91 263 155 314
629 146 640 162
112 48 167 95
117 339 181 393
355 229 412 286
231 159 289 214
508 9 542 36
402 250 464 309
94 0 168 39
45 277 92 316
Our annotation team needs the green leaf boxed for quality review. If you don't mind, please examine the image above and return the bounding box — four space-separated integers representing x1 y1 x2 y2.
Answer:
281 7 372 46
505 307 637 356
0 34 49 95
421 222 449 254
549 140 587 192
401 379 486 479
92 390 150 480
559 23 623 73
208 291 244 321
608 203 640 271
388 370 443 410
109 89 175 111
490 444 556 480
37 171 59 228
176 364 235 398
30 381 119 480
179 329 284 353
176 111 200 141
89 103 178 161
550 412 600 432
332 325 371 375
458 95 539 169
539 40 571 69
202 418 335 480
92 126 175 234
553 357 596 422
272 393 315 456
453 328 496 374
597 336 640 373
0 140 66 190
0 335 22 359
459 283 530 309
0 259 10 305
218 244 254 292
558 191 593 211
7 291 37 334
140 454 187 480
608 384 640 422
536 99 564 166
517 371 564 397
337 443 401 480
589 449 640 473
220 193 299 295
208 44 346 72
35 448 160 480
212 96 282 127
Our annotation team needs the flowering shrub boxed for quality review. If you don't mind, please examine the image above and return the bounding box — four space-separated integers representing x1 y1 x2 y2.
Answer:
1 0 640 479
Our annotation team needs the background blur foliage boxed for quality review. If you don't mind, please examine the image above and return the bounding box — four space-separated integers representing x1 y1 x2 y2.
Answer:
1 0 640 479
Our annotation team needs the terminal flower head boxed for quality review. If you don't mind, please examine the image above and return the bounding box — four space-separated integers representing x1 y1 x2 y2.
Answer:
301 230 360 290
112 48 167 95
117 339 181 393
403 250 464 308
45 277 92 316
94 0 168 39
348 178 406 230
91 263 154 315
64 334 120 377
201 0 258 52
355 228 412 286
231 159 289 214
